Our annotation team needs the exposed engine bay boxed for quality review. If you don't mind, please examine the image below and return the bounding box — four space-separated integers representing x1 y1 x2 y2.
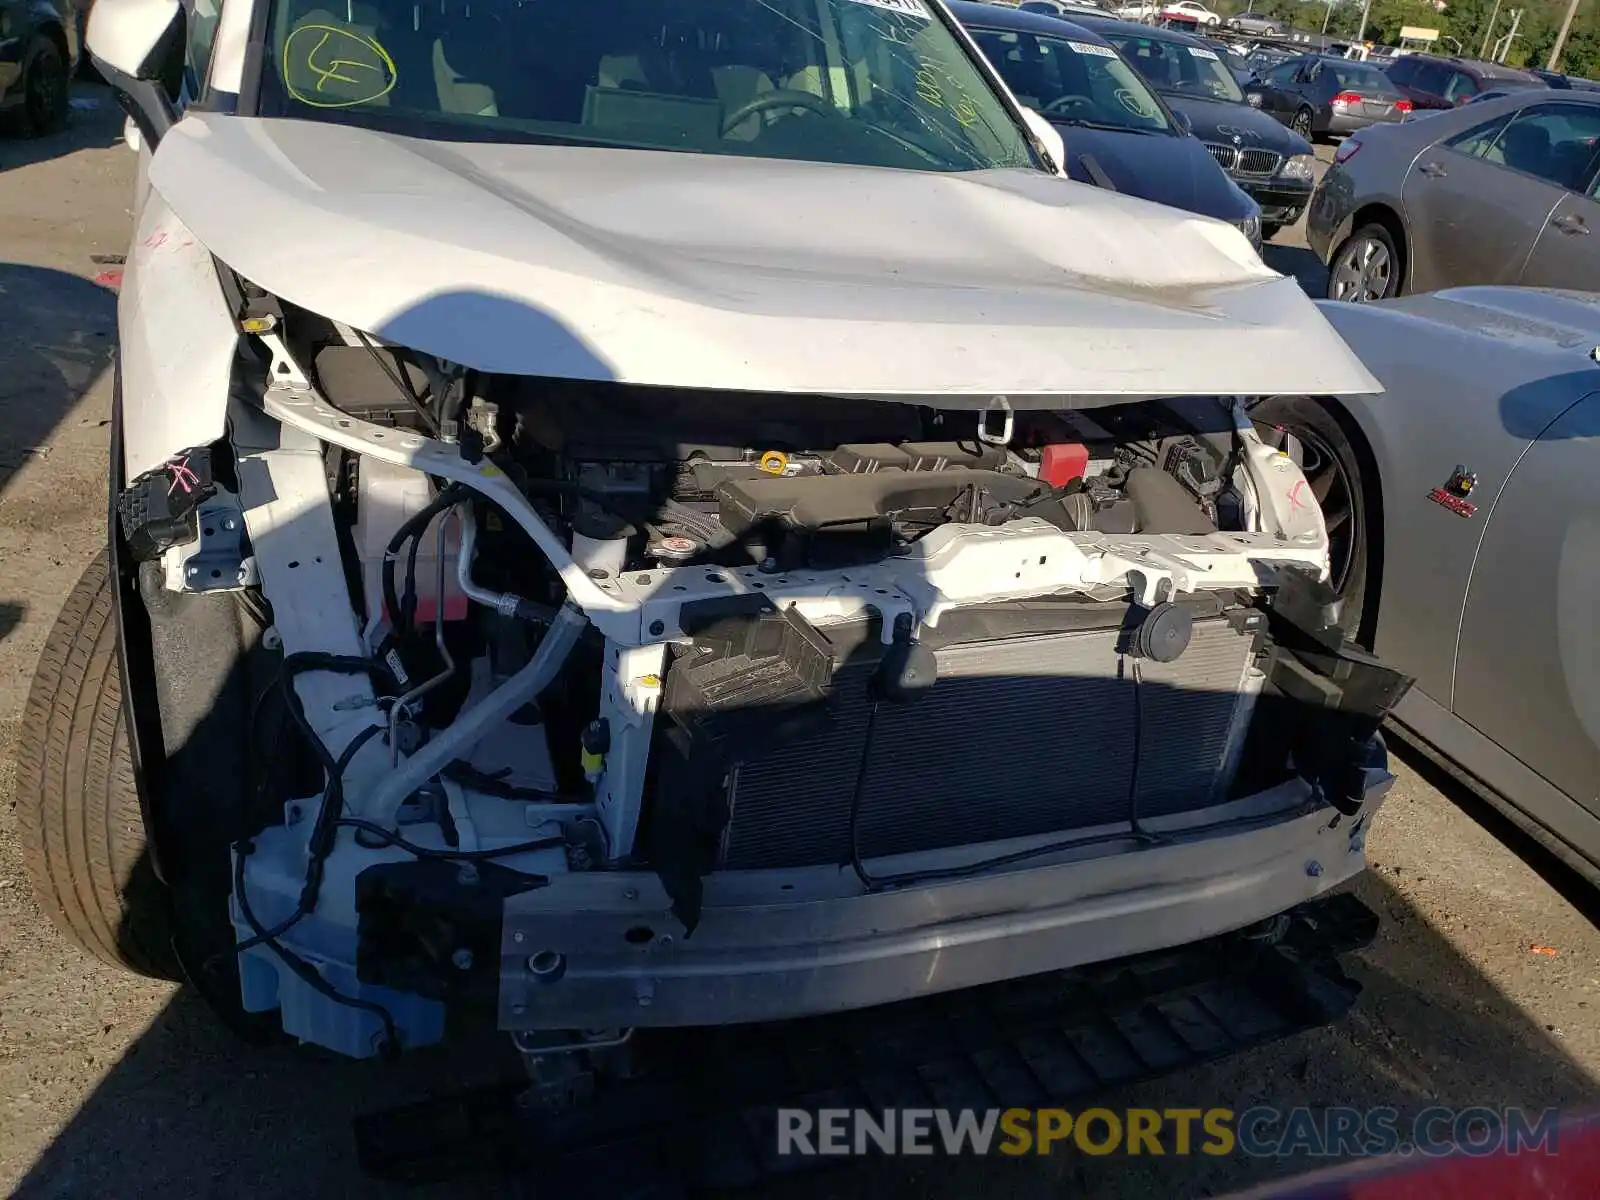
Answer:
309 337 1249 579
121 310 1408 1060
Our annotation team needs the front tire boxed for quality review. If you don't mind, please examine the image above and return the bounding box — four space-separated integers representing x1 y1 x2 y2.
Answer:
16 36 70 138
17 555 180 979
1249 396 1374 641
1327 223 1400 302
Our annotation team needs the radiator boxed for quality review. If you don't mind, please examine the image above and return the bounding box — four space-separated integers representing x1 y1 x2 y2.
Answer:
709 615 1256 869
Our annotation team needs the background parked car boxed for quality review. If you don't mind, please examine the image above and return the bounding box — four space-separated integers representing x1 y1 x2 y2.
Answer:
0 0 76 135
1074 14 1317 238
1528 67 1600 92
1159 1 1219 26
1384 54 1545 112
953 2 1263 246
1017 0 1114 20
1257 287 1600 888
1225 12 1286 36
1308 91 1600 300
1248 53 1411 140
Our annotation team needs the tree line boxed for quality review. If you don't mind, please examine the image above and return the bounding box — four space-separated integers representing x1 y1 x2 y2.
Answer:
1221 0 1597 78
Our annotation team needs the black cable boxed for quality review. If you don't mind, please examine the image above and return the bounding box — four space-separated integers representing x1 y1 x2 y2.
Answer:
230 840 303 953
232 835 402 1058
401 522 426 636
846 700 883 893
336 817 565 862
276 654 394 913
442 759 586 803
1127 656 1148 837
355 331 438 436
381 482 467 640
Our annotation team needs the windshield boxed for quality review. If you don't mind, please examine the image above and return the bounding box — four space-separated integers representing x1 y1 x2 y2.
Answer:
256 0 1035 172
1104 33 1246 103
966 26 1170 132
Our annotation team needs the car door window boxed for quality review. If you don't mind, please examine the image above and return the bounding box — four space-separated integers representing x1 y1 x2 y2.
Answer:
1265 60 1301 86
1443 71 1478 103
1447 114 1514 157
1481 105 1600 190
183 0 223 98
1410 61 1450 95
1385 57 1413 85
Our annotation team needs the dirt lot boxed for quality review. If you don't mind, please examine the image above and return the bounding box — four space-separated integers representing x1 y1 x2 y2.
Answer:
1 93 1597 1200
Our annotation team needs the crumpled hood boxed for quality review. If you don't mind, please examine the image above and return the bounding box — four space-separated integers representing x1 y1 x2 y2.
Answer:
149 113 1379 400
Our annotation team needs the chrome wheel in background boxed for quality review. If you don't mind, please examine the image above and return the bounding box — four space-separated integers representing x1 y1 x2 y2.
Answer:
1328 226 1398 303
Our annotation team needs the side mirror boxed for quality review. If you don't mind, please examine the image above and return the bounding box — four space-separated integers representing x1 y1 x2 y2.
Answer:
1171 109 1192 135
88 0 182 145
88 0 181 79
1021 107 1068 176
1245 87 1264 107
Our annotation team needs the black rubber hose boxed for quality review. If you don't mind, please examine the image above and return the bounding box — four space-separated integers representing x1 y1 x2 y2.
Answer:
381 482 467 638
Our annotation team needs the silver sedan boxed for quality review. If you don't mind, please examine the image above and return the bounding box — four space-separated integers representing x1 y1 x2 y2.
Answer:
1309 90 1600 302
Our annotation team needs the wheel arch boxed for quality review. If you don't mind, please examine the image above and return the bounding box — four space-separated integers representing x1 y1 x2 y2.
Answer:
38 16 71 65
106 370 171 879
1345 202 1410 295
1311 393 1387 650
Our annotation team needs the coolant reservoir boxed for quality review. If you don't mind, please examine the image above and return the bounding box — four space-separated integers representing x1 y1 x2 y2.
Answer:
354 459 467 631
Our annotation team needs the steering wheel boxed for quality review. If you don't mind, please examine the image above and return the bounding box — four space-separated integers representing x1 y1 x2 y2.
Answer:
1041 95 1095 116
721 88 837 136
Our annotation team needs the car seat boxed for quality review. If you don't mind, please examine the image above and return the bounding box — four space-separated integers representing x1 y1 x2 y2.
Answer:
1498 119 1553 179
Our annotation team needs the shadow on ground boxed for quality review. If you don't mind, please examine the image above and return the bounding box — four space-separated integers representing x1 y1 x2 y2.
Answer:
11 872 1597 1200
0 261 117 494
1264 242 1328 300
0 87 125 173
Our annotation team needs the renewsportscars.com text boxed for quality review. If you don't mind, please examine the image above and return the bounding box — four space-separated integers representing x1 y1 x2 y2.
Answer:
775 1106 1561 1158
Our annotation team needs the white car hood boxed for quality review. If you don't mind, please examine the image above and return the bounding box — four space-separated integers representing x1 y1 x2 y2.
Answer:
149 113 1380 400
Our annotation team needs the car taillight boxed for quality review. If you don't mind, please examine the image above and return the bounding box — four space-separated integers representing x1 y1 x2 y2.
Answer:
1333 140 1362 164
1332 91 1364 107
1395 98 1414 113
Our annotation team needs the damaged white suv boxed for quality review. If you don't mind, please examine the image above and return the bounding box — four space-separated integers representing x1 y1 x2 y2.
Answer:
22 0 1409 1062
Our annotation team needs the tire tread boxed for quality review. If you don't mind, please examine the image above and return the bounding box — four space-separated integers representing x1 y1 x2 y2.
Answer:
16 555 179 979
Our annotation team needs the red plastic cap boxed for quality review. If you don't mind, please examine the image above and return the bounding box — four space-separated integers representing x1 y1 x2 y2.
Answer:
1395 98 1414 112
1040 443 1090 488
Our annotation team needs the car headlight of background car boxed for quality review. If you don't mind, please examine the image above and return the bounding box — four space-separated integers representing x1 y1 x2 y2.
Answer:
1233 211 1262 249
1279 154 1318 181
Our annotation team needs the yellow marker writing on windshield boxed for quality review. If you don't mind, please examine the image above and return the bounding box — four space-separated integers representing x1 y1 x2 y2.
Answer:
284 24 397 109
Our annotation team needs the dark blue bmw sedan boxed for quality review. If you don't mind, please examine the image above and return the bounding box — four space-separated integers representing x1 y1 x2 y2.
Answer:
950 1 1262 250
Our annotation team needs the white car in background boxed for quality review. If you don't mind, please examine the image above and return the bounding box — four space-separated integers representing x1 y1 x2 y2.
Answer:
1114 1 1163 16
1161 1 1223 24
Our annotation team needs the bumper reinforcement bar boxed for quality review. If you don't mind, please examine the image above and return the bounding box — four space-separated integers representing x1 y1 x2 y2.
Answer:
354 893 1378 1195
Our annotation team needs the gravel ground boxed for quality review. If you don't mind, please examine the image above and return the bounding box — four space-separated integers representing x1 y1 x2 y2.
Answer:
1 93 1596 1200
